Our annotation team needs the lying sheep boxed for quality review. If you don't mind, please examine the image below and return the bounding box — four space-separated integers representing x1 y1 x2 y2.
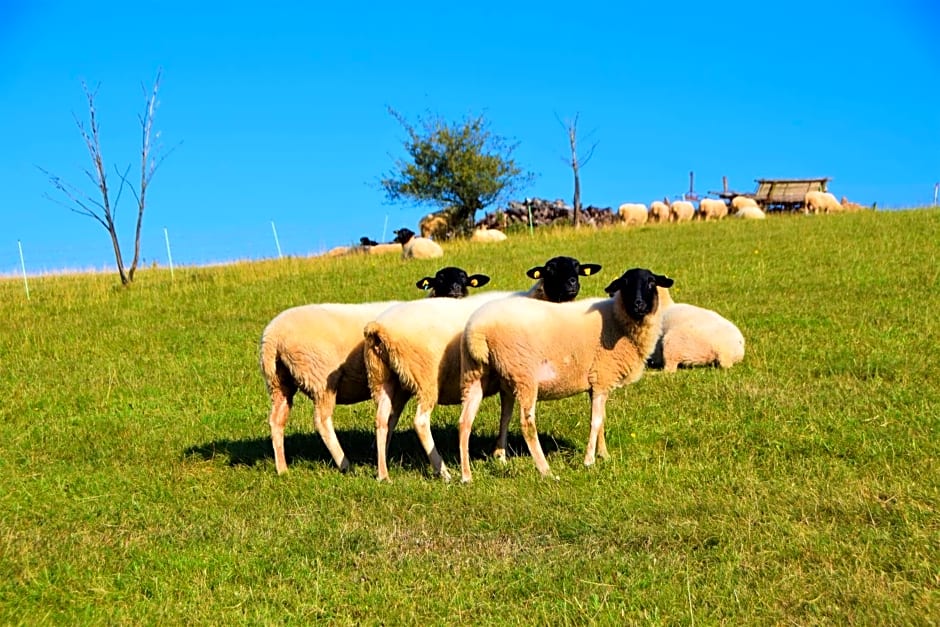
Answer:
367 242 403 255
470 226 508 243
730 196 758 213
618 203 649 226
360 236 379 247
649 200 669 223
457 267 673 481
804 191 843 214
735 205 766 220
669 200 695 222
646 288 745 373
394 227 444 260
698 198 728 221
364 256 602 481
259 266 489 475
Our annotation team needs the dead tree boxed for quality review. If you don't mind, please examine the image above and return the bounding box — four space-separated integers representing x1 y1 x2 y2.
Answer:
39 70 172 285
558 113 598 229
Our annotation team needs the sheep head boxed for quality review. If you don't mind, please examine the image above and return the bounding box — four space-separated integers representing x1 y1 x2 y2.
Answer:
604 268 674 320
416 266 490 298
526 256 603 303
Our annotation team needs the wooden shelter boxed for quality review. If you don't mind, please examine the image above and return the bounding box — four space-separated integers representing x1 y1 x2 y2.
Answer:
715 177 831 212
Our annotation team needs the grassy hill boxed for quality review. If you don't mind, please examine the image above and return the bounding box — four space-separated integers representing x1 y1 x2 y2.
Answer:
1 208 937 623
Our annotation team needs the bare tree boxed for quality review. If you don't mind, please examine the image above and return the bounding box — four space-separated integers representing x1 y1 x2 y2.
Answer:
39 70 172 285
557 113 599 228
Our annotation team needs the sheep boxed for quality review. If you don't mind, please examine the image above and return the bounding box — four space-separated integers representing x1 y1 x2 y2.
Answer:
457 267 674 482
646 288 745 373
259 266 490 475
669 200 695 222
618 203 649 226
730 196 758 214
735 205 766 220
698 198 729 221
470 226 508 243
394 227 444 260
364 256 603 481
367 242 403 255
419 211 449 239
360 236 379 247
840 196 866 212
804 191 843 214
648 200 669 223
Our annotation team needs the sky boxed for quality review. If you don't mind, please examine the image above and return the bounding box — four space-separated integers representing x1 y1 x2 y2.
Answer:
1 0 938 275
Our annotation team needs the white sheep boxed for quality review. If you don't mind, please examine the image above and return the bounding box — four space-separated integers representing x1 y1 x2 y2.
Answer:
394 227 444 259
804 191 843 214
618 203 649 226
364 256 603 481
735 205 766 219
698 198 728 221
470 226 508 243
649 200 669 223
367 242 403 255
457 268 674 482
646 288 745 373
259 267 490 475
669 200 695 222
730 196 758 214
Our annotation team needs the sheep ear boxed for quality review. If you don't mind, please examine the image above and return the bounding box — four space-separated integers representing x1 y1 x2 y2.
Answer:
468 274 490 288
655 274 674 288
603 279 622 295
579 264 602 277
416 278 432 290
526 266 543 279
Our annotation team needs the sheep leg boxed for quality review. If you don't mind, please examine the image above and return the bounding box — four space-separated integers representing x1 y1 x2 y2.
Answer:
268 388 293 475
413 397 450 482
374 380 397 482
493 389 515 462
518 388 555 479
313 392 350 472
458 378 485 483
584 391 609 466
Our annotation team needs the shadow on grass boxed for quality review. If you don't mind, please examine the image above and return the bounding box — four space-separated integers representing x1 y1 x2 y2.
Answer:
183 425 575 474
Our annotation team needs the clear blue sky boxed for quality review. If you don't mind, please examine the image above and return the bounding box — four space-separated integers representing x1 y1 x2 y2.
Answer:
2 0 937 274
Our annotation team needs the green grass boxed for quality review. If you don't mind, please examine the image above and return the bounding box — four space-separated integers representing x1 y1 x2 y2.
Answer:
1 209 938 624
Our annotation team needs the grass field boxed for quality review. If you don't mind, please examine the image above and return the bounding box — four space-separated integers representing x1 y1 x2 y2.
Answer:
1 208 938 624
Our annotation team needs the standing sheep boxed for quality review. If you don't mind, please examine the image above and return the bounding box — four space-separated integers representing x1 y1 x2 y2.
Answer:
259 266 489 475
618 203 649 226
646 288 745 373
419 211 449 239
649 200 670 223
730 196 758 214
698 198 729 221
364 256 602 481
669 200 696 222
394 227 444 260
458 268 673 482
804 191 843 214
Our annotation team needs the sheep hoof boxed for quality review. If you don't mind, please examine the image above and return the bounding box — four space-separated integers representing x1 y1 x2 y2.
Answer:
439 467 452 483
492 448 507 463
376 475 391 483
338 457 351 473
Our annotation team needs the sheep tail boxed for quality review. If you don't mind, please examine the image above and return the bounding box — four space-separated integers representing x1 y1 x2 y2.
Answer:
259 328 282 392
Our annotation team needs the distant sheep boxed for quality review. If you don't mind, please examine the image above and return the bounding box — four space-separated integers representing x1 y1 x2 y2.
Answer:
470 226 508 243
419 211 449 239
669 200 696 222
730 196 758 213
394 227 444 260
367 242 403 255
259 267 489 475
649 200 669 223
735 205 766 220
359 236 379 247
457 268 673 482
698 198 728 221
804 191 843 214
364 256 602 481
840 196 866 212
646 288 745 373
618 203 649 226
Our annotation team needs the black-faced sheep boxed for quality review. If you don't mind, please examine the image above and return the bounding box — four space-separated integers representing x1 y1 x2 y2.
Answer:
363 256 602 481
259 267 490 475
646 288 744 373
394 227 444 260
457 268 673 482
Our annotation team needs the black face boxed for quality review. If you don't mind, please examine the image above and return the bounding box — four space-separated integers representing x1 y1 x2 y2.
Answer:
604 268 674 320
526 256 603 303
393 228 416 244
359 236 379 247
416 266 491 298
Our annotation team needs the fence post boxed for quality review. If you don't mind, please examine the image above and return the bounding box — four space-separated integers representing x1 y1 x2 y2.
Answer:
271 221 283 258
17 240 30 301
163 227 175 281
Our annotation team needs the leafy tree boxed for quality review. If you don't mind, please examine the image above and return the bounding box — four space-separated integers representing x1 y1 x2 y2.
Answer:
39 70 173 286
381 108 534 237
